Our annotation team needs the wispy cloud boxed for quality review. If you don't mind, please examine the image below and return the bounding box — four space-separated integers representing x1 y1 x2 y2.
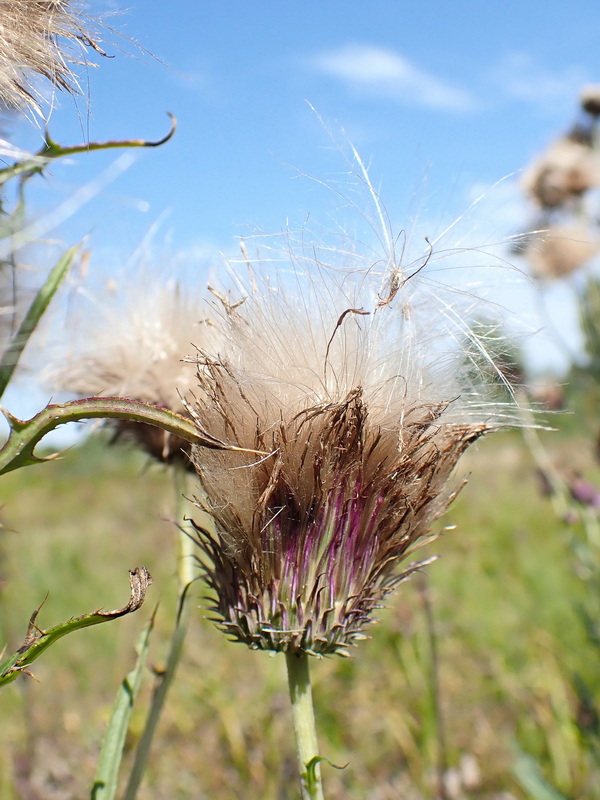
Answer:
491 53 589 113
309 44 475 112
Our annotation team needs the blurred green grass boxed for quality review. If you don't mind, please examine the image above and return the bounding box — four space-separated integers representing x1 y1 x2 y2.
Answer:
1 427 599 799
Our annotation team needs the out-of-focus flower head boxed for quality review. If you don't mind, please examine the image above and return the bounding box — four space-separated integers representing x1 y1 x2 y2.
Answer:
569 473 600 510
580 85 600 118
0 0 108 117
49 269 218 464
523 224 600 279
518 86 600 281
522 131 600 210
189 219 513 657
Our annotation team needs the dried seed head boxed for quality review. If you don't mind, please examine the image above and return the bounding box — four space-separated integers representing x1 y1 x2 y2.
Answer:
190 250 503 656
522 134 600 209
49 275 218 464
580 85 600 117
524 224 600 279
0 0 107 116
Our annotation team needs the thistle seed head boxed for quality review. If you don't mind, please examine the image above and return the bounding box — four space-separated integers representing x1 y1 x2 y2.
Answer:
49 274 218 464
522 134 600 209
0 0 106 117
190 250 501 656
580 85 600 117
524 224 600 279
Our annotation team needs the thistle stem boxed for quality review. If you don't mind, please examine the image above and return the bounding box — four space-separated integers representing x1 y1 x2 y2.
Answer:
417 573 449 800
285 652 324 800
123 467 195 800
0 395 265 477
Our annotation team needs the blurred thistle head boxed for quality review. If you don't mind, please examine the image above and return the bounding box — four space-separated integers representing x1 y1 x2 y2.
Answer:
580 85 600 118
522 132 600 209
49 270 217 464
524 224 600 280
0 0 108 117
190 232 511 657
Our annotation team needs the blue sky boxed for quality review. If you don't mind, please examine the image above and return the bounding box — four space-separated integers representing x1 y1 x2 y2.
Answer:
5 0 600 429
14 0 599 253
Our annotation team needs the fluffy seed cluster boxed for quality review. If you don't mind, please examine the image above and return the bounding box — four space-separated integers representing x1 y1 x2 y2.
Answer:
518 86 600 281
580 85 600 118
49 276 212 464
522 132 600 210
49 209 507 656
190 259 495 656
0 0 103 116
524 224 600 279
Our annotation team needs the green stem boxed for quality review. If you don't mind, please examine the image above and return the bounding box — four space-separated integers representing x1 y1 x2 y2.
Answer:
0 396 263 475
123 467 195 800
417 572 449 800
174 467 197 589
285 652 324 800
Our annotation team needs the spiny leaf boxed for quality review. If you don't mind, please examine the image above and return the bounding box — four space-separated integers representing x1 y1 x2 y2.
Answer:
304 755 347 796
0 567 153 688
0 396 267 476
0 114 177 188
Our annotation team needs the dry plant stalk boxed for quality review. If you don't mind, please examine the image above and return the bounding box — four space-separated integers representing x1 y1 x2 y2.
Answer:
0 0 106 115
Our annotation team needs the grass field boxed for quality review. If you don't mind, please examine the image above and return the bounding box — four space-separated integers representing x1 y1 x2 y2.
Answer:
1 422 599 799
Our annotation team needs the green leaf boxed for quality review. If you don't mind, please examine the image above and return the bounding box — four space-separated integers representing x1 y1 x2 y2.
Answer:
511 747 571 800
0 567 153 688
0 244 78 398
0 185 26 241
91 610 156 800
303 756 346 798
40 114 177 159
0 151 50 189
123 468 196 800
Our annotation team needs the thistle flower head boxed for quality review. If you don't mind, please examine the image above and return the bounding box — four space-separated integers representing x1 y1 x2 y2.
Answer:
580 84 600 118
522 132 600 209
524 224 600 279
0 0 106 117
49 272 217 463
190 237 505 656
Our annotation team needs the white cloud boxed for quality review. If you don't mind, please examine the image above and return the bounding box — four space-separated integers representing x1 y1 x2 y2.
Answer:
310 44 475 112
491 53 590 112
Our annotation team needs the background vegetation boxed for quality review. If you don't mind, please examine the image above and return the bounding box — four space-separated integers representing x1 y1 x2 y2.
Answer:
1 407 600 799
